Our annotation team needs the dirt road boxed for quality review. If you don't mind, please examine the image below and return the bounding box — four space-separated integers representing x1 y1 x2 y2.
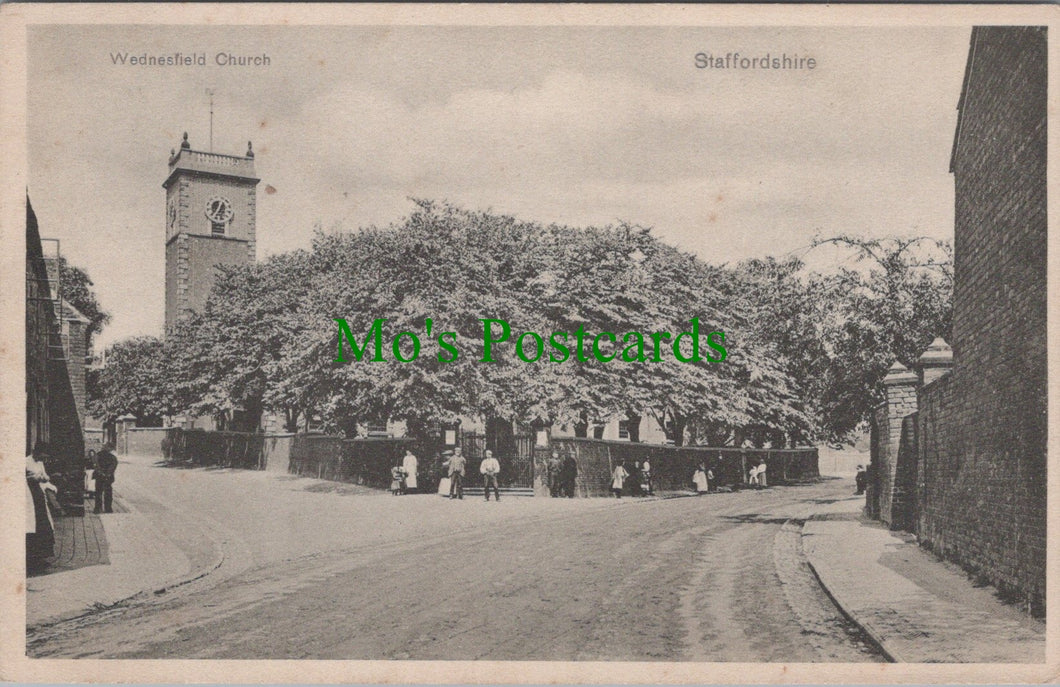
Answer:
28 462 881 662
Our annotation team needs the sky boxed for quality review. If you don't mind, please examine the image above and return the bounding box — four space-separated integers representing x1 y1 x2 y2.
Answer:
27 25 971 348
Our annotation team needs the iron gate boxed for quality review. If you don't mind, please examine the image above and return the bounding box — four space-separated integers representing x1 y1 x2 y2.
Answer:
460 429 535 488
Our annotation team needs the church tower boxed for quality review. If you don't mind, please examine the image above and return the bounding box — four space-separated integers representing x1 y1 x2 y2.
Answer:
164 132 260 332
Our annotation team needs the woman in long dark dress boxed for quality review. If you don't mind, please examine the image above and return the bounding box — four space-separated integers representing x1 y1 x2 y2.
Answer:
26 443 57 572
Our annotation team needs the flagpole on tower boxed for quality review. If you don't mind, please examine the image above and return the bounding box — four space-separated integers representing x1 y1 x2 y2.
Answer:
206 88 215 152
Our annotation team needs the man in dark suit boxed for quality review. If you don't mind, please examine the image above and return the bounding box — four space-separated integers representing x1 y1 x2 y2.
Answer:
94 443 118 514
560 455 578 498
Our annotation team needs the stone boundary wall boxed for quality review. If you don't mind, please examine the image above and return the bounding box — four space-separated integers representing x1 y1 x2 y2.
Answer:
124 427 174 459
127 425 819 500
550 438 819 498
868 364 919 529
287 435 417 490
891 413 919 533
277 433 819 499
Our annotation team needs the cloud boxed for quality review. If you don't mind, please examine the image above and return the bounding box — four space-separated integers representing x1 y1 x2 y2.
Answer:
25 26 968 346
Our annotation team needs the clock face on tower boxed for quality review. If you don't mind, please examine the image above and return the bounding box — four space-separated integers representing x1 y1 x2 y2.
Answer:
205 195 234 224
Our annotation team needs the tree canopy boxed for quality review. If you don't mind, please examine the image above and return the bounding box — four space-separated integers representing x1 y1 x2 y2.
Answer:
90 201 952 446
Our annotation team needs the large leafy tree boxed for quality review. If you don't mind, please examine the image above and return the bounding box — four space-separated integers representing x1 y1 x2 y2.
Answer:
306 201 557 431
731 236 953 445
163 250 321 432
304 202 803 445
811 235 952 441
87 336 170 425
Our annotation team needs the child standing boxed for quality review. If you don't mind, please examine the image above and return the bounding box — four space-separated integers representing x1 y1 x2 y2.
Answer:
390 464 407 495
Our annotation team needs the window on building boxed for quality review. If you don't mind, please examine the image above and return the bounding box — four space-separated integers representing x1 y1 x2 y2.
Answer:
366 421 388 436
618 420 630 440
211 221 226 236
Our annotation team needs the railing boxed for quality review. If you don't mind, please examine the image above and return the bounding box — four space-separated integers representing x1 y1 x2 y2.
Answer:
170 148 255 173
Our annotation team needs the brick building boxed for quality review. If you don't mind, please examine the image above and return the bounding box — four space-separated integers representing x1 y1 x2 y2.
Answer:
868 27 1046 615
26 197 88 510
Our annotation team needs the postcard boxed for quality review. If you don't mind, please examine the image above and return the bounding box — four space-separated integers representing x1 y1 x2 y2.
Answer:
0 3 1056 684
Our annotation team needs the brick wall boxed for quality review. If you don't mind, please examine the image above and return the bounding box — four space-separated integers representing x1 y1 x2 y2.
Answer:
891 413 919 533
125 427 175 458
916 26 1047 615
868 364 919 529
551 438 819 497
62 315 86 424
26 199 51 454
27 198 87 507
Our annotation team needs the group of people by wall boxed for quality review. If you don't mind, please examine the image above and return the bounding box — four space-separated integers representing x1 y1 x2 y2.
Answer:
547 452 580 497
692 461 714 494
392 446 780 502
26 440 119 572
609 459 653 498
389 449 420 495
747 460 768 488
433 446 503 501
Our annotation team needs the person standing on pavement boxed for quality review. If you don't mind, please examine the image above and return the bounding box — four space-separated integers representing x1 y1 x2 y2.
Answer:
693 462 709 494
480 449 501 502
642 458 653 495
560 454 578 498
85 448 97 497
547 452 562 497
390 463 407 495
611 462 629 498
94 442 118 514
402 449 418 494
629 462 643 497
447 446 466 500
855 465 867 495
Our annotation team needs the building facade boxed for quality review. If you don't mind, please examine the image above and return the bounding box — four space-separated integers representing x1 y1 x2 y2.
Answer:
26 197 89 511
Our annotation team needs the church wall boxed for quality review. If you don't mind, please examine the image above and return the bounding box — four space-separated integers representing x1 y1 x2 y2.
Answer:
183 235 253 317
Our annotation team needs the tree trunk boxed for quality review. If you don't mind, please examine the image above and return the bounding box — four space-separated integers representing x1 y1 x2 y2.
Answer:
625 412 642 443
671 415 687 447
336 415 358 438
284 407 300 433
574 412 588 438
732 427 747 448
701 424 731 447
244 398 264 434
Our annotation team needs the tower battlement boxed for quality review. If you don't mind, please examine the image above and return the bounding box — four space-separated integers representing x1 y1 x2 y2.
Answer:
164 133 258 189
166 148 256 180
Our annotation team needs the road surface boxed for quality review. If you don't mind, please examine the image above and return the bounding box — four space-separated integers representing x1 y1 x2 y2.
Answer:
28 458 882 661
